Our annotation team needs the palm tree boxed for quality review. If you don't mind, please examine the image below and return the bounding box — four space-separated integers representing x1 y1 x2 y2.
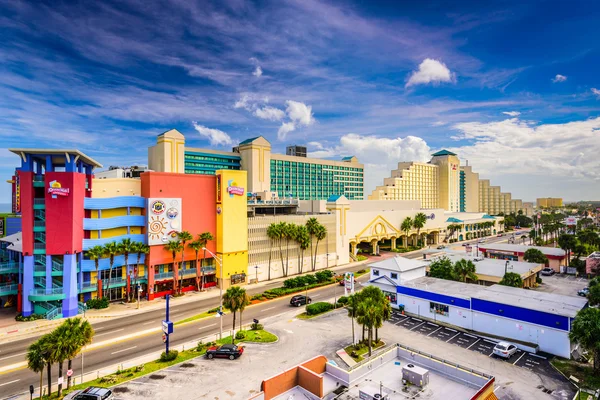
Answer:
357 297 379 356
188 238 203 290
282 223 295 276
85 245 104 298
306 218 320 270
26 339 46 399
400 217 413 248
118 238 135 302
569 307 600 371
222 286 246 344
453 259 478 283
47 328 69 397
347 294 360 344
374 299 392 343
64 318 93 389
177 231 193 294
39 334 55 397
312 224 327 271
266 223 279 281
296 225 310 274
237 288 250 332
198 232 214 290
413 212 427 246
164 240 183 294
132 242 149 298
102 241 120 301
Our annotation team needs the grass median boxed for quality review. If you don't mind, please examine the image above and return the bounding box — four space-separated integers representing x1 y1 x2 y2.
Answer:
42 329 277 399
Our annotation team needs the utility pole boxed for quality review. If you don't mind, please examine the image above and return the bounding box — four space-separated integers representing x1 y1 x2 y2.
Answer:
203 247 224 339
165 294 170 355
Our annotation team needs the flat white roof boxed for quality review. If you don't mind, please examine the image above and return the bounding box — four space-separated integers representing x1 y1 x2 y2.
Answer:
369 256 428 272
479 243 566 257
430 252 542 278
402 276 478 300
0 232 22 253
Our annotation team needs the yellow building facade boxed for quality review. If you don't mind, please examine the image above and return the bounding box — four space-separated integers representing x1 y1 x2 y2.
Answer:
536 198 563 208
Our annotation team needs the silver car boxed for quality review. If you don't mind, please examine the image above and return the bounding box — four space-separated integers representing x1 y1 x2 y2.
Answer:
493 342 518 358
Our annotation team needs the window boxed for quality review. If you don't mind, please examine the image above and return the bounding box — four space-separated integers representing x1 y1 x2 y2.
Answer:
391 273 398 280
429 302 449 317
373 270 379 276
383 291 397 304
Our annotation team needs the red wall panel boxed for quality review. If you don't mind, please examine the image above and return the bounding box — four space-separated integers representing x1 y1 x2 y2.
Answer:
141 172 217 267
45 172 85 255
18 171 33 255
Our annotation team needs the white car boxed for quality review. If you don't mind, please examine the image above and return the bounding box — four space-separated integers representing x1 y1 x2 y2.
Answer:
493 342 518 358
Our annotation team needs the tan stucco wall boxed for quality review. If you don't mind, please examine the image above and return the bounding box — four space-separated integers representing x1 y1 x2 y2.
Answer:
91 178 142 198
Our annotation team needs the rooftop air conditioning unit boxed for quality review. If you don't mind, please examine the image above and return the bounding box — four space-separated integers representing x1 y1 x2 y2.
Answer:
402 364 429 387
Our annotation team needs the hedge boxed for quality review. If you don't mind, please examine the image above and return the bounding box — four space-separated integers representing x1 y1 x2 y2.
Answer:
306 302 334 316
86 297 109 309
159 350 178 362
283 270 334 289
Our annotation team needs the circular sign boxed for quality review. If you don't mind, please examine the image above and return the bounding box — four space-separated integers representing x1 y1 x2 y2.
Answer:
162 334 167 343
216 206 222 215
151 200 166 215
166 207 178 219
170 220 180 229
67 369 73 377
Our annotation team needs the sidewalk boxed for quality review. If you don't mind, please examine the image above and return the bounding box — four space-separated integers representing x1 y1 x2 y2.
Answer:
0 255 381 342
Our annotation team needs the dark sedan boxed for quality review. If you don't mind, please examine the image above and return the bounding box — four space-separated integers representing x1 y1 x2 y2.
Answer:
290 295 311 306
206 344 244 360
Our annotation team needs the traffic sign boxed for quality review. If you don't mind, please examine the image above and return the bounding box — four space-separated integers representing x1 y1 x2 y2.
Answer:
162 334 167 343
162 320 173 334
57 377 63 385
67 369 73 377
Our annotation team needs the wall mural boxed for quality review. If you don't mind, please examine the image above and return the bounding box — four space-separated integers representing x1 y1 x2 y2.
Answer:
147 198 183 246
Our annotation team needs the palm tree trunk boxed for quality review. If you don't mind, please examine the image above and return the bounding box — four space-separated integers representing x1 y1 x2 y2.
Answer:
309 237 315 271
368 327 372 357
375 327 378 343
299 248 304 274
239 310 243 332
67 359 72 389
278 240 284 276
202 249 206 291
47 362 52 396
180 248 185 294
285 239 289 277
232 312 236 344
313 239 320 271
58 361 63 396
362 325 365 342
351 316 355 344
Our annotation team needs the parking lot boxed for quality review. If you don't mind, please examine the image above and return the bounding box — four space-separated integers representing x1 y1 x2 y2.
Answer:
534 274 588 297
388 311 562 381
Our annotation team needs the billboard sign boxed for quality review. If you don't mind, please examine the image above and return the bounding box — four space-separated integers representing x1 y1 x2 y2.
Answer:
147 198 182 246
344 272 355 295
0 217 4 237
216 175 222 204
48 180 70 198
14 175 20 213
565 217 577 226
227 179 245 197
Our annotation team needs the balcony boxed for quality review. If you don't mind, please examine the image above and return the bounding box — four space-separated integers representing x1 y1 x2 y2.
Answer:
154 271 174 280
107 277 126 288
181 268 197 277
29 288 66 301
201 266 216 274
33 198 45 210
80 281 98 293
33 221 46 232
0 284 19 296
33 175 45 188
33 243 45 255
0 261 19 274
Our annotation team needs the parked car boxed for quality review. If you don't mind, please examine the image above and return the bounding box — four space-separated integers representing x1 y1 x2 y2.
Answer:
290 295 311 306
540 268 555 276
478 239 486 244
436 245 446 249
578 287 589 297
67 387 114 400
497 233 504 237
338 276 358 286
493 342 518 359
206 343 244 360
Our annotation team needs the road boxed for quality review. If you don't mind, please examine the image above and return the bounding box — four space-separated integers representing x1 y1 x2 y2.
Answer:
0 231 520 398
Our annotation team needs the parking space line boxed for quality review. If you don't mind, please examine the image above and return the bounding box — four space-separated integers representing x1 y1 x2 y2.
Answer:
488 350 494 357
463 333 477 338
528 353 547 359
427 327 442 337
446 328 457 332
513 352 526 365
410 322 425 331
394 320 404 326
483 339 497 345
466 338 480 349
447 333 461 342
412 318 422 322
426 322 438 327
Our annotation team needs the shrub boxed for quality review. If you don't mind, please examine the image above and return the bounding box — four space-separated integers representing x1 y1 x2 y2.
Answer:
337 296 349 305
207 307 220 314
100 375 117 384
315 270 333 282
15 313 45 322
306 301 334 316
235 331 246 340
251 322 263 330
159 350 178 362
86 297 109 309
536 276 543 284
357 255 368 261
135 364 144 372
357 269 366 274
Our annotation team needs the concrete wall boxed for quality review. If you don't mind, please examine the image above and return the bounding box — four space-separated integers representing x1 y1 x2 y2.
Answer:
297 366 323 398
261 355 327 400
398 293 472 329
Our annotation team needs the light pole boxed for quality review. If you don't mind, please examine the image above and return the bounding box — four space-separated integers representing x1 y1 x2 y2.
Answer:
203 247 224 339
305 282 309 312
254 265 259 283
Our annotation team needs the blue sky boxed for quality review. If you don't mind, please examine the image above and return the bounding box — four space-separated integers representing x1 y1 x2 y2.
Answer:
1 0 599 203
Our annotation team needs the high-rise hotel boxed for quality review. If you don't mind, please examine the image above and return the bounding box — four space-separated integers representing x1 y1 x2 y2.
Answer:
369 149 523 215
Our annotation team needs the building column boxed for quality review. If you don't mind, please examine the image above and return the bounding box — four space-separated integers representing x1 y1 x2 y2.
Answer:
148 265 155 301
62 254 78 317
371 240 378 255
351 242 357 256
391 237 397 249
45 255 52 295
22 255 34 316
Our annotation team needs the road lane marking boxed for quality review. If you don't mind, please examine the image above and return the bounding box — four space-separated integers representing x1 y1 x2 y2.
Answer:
0 352 26 361
513 352 526 365
427 327 442 337
261 306 276 312
312 294 320 298
93 327 106 331
0 379 20 387
95 328 124 337
447 333 461 342
111 346 137 355
409 322 425 331
142 321 158 326
200 324 217 330
466 339 480 350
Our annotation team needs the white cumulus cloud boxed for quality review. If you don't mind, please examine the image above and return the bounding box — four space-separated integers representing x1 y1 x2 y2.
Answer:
406 58 455 88
277 122 296 140
552 74 567 83
502 111 521 117
592 88 600 99
253 66 263 77
285 100 315 126
234 94 252 110
192 122 234 146
254 106 285 121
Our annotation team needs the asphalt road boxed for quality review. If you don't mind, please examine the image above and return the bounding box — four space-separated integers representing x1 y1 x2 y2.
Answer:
0 231 520 398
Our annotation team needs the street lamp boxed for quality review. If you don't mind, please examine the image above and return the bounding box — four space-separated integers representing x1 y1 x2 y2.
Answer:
305 282 309 312
254 265 259 283
203 247 224 339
